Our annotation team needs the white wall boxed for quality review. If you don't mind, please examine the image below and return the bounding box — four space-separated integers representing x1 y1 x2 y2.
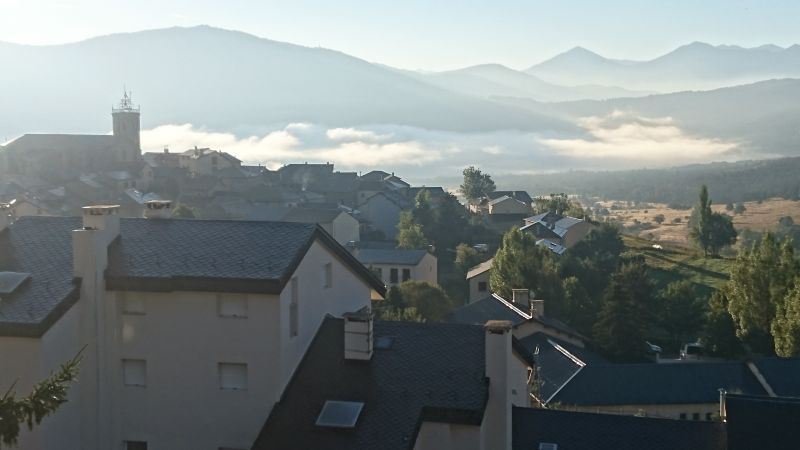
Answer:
367 254 438 287
359 194 402 239
468 270 490 303
331 213 360 244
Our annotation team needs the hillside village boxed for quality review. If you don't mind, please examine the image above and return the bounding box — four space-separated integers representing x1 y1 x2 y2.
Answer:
1 94 799 450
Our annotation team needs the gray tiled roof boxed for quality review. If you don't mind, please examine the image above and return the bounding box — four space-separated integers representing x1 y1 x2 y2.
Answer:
354 248 429 266
446 295 529 327
751 357 800 397
512 407 726 450
1 216 385 336
725 394 800 450
281 208 345 224
253 317 488 450
0 217 82 336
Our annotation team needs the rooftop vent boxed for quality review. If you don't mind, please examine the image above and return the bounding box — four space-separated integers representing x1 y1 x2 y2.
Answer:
315 401 364 429
0 272 31 296
539 443 558 450
144 200 172 219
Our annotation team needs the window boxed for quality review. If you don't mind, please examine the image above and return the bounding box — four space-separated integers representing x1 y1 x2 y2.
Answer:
122 359 146 387
218 294 248 318
705 412 713 421
121 293 145 315
692 413 700 421
125 441 147 450
402 268 411 282
679 413 687 420
478 281 488 292
373 267 383 280
290 277 299 337
323 263 333 289
390 268 398 284
219 363 248 390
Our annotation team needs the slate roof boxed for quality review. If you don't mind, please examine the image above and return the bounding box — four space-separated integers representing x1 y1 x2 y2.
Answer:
446 294 586 341
488 195 526 207
0 216 385 337
487 190 533 204
359 170 391 182
281 208 346 224
750 357 800 397
0 217 82 337
725 394 800 450
512 406 727 450
447 294 529 327
354 249 429 266
536 239 567 255
517 332 606 402
551 362 767 406
253 317 488 450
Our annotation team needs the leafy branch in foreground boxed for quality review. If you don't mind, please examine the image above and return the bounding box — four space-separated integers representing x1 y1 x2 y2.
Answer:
0 350 82 448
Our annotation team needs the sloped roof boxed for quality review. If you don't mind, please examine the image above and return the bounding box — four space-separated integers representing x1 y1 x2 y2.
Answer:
551 362 766 406
488 190 532 204
354 248 430 265
253 317 488 450
536 239 567 255
750 357 800 397
0 216 385 337
512 407 726 450
466 258 493 279
488 195 527 207
2 134 114 153
446 294 585 341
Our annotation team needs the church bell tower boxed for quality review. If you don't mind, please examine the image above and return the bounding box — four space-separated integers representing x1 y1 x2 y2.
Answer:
112 89 141 163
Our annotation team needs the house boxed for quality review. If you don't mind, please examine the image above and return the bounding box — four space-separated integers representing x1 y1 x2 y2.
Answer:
281 207 360 245
469 191 532 215
0 205 385 450
405 186 448 208
7 197 59 217
357 191 411 240
447 290 586 347
724 394 800 450
466 258 493 303
487 196 531 215
178 147 242 177
488 191 533 206
520 212 593 249
354 248 437 286
254 318 532 450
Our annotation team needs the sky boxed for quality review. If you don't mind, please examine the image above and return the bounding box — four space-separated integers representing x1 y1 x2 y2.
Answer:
1 0 799 71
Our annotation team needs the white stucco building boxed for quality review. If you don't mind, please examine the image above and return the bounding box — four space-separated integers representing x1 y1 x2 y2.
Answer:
354 248 438 287
0 204 384 450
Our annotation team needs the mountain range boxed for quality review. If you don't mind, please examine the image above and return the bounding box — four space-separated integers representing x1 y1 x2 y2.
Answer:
2 25 800 166
526 42 800 91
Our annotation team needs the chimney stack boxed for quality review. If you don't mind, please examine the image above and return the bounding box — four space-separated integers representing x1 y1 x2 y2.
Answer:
344 307 373 361
483 320 513 450
81 205 120 234
512 289 532 309
144 200 172 219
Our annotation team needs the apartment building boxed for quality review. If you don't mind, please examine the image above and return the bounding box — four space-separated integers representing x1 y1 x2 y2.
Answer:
0 203 384 450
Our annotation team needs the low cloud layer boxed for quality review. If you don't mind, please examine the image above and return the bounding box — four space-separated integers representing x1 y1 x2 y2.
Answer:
540 110 741 164
141 114 748 184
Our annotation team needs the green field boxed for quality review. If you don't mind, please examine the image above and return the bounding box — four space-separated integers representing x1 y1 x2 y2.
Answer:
622 235 734 296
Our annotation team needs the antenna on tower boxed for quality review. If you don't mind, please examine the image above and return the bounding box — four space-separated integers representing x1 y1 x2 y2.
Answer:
113 84 139 113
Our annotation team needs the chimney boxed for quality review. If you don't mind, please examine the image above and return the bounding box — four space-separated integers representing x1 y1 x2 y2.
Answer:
163 147 169 154
531 299 545 318
144 200 172 219
0 203 10 233
512 289 532 309
344 307 373 361
483 320 513 450
81 205 120 234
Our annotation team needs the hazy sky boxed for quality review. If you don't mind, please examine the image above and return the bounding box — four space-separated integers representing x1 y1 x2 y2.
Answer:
1 0 799 70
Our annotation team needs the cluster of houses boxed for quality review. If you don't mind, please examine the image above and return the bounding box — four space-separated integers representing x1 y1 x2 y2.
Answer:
1 95 798 449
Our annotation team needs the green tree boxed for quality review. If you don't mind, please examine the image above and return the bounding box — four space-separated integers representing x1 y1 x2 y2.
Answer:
727 233 798 354
657 280 706 350
412 189 435 234
171 202 197 219
772 279 800 356
593 261 654 362
396 212 428 249
734 202 747 215
455 243 483 276
489 228 562 308
391 281 454 321
653 214 665 224
429 193 469 256
1 353 81 447
533 193 579 216
690 185 737 256
460 166 495 204
702 288 744 358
